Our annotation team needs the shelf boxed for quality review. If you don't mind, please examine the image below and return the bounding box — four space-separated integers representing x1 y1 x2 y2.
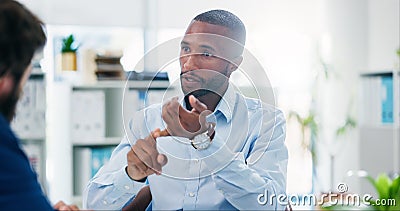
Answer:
360 70 400 77
359 125 400 130
72 137 122 147
48 81 169 203
29 73 45 80
72 80 171 90
18 136 46 141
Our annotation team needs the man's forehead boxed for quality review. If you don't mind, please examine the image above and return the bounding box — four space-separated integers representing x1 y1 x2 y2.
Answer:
185 21 232 37
181 33 238 49
182 21 244 57
181 34 220 47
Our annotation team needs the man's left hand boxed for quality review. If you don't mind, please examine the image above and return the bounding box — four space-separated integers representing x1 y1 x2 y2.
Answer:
53 201 79 211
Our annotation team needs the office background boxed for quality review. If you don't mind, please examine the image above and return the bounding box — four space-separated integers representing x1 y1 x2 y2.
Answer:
13 0 400 208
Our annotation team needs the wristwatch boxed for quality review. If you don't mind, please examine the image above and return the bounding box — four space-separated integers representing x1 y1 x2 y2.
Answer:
190 132 212 150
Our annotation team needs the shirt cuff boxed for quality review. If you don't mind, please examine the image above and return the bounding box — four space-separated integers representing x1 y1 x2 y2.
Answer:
113 166 146 195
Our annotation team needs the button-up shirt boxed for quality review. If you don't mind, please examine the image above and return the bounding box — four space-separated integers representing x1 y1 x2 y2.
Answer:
83 84 288 210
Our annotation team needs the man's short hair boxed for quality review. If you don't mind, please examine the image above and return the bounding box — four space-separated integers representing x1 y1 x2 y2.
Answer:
193 9 246 46
0 0 46 82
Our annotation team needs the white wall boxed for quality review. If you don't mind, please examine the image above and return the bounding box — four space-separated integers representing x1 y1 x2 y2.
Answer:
19 0 399 69
156 0 318 31
19 0 144 27
367 0 400 70
315 0 399 194
315 0 368 193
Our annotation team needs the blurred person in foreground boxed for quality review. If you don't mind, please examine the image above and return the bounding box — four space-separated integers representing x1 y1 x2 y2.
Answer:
0 0 78 210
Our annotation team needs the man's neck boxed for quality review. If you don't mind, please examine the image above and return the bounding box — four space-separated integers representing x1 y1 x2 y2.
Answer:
185 85 228 112
197 92 222 112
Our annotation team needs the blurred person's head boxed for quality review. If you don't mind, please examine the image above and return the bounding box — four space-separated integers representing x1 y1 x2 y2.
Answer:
0 0 46 122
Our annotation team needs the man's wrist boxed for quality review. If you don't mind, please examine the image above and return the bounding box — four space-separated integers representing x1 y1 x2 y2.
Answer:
125 166 147 183
208 130 215 140
160 126 214 140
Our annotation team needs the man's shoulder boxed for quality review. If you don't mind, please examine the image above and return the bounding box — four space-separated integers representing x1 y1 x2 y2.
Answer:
135 103 163 121
240 94 283 114
138 103 162 114
237 94 285 125
0 116 19 149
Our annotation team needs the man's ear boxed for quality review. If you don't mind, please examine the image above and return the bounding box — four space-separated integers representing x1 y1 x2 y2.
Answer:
0 74 14 100
227 55 243 77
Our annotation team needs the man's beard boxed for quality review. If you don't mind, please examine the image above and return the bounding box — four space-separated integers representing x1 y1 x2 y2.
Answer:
181 69 229 110
0 84 20 122
188 89 211 98
181 68 229 96
184 89 210 111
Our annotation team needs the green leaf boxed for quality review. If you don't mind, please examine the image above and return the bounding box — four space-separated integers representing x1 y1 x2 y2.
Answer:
375 174 391 200
61 34 78 53
365 175 377 188
389 176 400 198
336 116 356 136
388 176 400 211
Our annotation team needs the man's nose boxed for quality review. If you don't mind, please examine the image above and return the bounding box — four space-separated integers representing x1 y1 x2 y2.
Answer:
182 54 198 73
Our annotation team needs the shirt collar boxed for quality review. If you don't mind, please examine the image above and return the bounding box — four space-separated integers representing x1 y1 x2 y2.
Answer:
180 83 236 123
214 83 236 123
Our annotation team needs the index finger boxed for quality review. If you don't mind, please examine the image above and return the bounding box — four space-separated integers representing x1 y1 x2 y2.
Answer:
154 129 169 137
189 95 207 113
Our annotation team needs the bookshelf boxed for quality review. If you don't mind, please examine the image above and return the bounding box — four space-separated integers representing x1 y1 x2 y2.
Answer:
11 73 47 194
359 69 400 195
46 80 170 206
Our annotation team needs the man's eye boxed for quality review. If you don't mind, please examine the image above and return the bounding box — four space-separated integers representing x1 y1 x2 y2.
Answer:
181 46 190 52
202 52 213 57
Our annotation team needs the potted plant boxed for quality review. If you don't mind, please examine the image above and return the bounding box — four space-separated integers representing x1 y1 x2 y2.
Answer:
321 172 400 210
364 173 400 211
61 34 78 71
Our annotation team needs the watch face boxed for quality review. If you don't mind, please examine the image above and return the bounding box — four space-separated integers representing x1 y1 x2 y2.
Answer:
191 133 211 150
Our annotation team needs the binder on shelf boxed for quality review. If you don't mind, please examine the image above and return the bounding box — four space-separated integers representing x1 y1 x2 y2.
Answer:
11 79 46 138
360 72 395 126
73 148 91 196
71 90 105 140
91 147 113 176
73 146 115 195
381 76 393 123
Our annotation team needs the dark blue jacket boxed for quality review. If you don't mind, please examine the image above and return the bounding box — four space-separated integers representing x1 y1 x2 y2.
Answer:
0 114 53 210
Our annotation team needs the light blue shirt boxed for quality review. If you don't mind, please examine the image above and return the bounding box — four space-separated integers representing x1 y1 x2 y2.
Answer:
83 84 288 210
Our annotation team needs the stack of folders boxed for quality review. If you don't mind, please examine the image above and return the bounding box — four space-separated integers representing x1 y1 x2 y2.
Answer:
94 55 124 80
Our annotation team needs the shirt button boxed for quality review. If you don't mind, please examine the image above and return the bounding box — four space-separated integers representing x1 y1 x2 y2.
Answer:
193 159 199 163
124 185 130 190
102 200 108 205
188 192 195 197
